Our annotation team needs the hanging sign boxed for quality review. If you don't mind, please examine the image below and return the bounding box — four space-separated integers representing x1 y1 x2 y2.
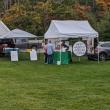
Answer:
73 41 86 56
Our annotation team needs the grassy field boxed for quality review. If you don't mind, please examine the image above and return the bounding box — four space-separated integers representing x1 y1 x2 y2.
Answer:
0 55 110 110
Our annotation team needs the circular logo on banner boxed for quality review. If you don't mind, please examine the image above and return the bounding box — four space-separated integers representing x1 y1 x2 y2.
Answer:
73 41 86 56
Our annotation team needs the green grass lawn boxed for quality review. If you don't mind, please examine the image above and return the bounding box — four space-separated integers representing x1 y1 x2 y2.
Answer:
0 55 110 110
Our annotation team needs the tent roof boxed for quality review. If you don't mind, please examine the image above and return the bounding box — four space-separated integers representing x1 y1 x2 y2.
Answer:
1 29 37 38
44 20 99 39
0 21 10 37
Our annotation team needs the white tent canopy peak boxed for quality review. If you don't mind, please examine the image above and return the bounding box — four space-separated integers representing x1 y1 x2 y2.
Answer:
1 29 37 38
0 21 10 37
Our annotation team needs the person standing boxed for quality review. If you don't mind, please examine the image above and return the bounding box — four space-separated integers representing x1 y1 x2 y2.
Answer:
61 41 69 51
47 40 54 64
43 40 48 64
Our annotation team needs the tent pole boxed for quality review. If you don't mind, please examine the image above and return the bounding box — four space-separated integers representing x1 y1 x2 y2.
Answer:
60 38 62 65
79 37 81 62
97 37 99 63
79 57 80 62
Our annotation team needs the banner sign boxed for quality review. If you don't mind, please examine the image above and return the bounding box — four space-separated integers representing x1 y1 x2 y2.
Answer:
11 51 18 61
73 41 86 56
30 49 37 61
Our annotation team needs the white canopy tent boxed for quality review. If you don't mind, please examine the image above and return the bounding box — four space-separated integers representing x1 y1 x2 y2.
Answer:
44 20 99 63
0 21 10 38
44 20 98 39
1 29 37 38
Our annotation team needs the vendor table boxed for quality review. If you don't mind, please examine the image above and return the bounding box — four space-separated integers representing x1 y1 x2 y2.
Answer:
3 48 19 53
53 51 72 64
3 48 30 60
3 48 19 56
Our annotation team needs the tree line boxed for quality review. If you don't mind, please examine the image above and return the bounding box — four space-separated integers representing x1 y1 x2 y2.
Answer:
0 0 110 40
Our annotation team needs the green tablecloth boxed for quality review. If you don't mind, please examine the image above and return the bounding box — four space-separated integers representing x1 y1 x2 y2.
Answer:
53 51 72 64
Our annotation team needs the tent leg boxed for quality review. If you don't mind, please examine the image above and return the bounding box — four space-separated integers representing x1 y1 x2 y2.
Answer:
97 37 100 64
78 38 81 62
79 57 80 62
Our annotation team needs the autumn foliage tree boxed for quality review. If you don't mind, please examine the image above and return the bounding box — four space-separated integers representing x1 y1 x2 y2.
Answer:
0 0 110 40
95 0 110 17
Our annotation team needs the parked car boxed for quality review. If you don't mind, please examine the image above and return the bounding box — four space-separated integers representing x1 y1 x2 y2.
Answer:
88 42 110 61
